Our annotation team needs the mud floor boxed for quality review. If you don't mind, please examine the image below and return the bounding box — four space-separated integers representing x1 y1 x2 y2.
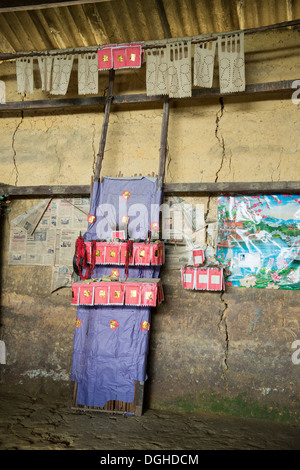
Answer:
0 391 299 452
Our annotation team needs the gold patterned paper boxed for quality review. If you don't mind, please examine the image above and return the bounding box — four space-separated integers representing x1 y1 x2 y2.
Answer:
84 290 90 297
130 290 137 298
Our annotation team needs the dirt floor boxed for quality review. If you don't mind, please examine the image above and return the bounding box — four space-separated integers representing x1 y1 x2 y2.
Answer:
0 391 299 453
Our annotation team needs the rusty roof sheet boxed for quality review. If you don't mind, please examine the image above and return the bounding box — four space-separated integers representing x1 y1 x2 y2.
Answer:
0 0 299 54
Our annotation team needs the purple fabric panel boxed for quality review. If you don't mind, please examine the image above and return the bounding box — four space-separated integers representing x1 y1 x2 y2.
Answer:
72 177 161 408
71 305 151 407
84 177 162 241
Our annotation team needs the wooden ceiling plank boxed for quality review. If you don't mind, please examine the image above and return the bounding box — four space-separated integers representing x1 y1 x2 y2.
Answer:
39 7 72 49
59 5 88 47
27 10 56 50
0 1 116 14
68 4 98 47
80 3 109 45
34 9 61 49
0 14 24 51
154 0 171 38
0 30 16 54
14 10 50 51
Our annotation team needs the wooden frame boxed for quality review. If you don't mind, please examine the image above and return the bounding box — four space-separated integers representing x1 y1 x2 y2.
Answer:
71 380 145 416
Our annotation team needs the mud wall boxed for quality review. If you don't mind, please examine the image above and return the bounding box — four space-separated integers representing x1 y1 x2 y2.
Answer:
0 29 299 421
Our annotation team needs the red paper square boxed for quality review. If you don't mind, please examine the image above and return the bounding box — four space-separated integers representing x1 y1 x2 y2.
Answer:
95 242 105 264
79 285 94 305
150 242 164 265
98 47 113 70
112 230 125 240
94 284 109 305
195 268 209 290
181 267 195 289
208 268 223 290
125 283 141 305
193 249 205 266
134 243 151 265
104 243 120 264
71 284 80 305
125 45 142 68
120 243 134 265
157 281 164 304
140 283 157 306
109 284 125 305
112 47 126 69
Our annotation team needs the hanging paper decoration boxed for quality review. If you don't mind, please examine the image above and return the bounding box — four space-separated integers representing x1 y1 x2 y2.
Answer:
78 53 99 95
181 266 224 291
217 32 245 94
193 40 216 88
167 41 192 98
71 279 163 307
98 43 143 71
37 56 53 92
85 241 165 266
192 248 205 266
216 195 300 289
50 55 74 95
98 46 114 70
16 57 34 94
145 47 169 96
0 80 5 104
113 46 126 69
145 41 191 98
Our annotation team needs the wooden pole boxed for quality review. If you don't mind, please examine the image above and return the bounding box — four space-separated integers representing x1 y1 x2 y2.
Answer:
93 69 115 182
158 96 170 186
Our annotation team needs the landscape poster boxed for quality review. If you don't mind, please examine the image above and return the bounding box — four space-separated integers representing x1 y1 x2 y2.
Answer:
216 194 300 290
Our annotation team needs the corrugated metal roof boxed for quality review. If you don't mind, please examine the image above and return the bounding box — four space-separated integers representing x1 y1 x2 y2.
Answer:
0 0 299 55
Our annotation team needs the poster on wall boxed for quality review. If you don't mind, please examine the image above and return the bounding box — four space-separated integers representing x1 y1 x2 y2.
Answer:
216 194 300 289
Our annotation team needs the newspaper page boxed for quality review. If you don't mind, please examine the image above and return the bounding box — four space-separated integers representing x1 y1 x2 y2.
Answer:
11 198 52 235
9 198 90 291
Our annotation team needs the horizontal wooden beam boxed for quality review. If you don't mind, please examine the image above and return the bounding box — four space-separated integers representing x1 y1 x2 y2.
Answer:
0 0 112 13
2 181 300 199
163 181 300 196
0 79 295 113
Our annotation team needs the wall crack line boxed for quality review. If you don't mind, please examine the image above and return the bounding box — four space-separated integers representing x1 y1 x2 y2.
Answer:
215 97 225 183
218 291 229 388
12 111 24 186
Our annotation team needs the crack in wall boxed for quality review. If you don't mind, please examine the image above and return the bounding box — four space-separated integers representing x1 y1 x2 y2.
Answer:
215 97 225 183
218 291 229 388
11 111 24 186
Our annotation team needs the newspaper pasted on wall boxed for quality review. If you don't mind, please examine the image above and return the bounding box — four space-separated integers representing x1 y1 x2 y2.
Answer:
9 198 90 291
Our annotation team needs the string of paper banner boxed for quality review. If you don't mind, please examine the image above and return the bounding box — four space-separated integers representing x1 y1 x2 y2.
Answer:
2 31 245 103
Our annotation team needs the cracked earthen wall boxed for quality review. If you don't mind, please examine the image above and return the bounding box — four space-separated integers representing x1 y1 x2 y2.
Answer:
0 29 299 420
